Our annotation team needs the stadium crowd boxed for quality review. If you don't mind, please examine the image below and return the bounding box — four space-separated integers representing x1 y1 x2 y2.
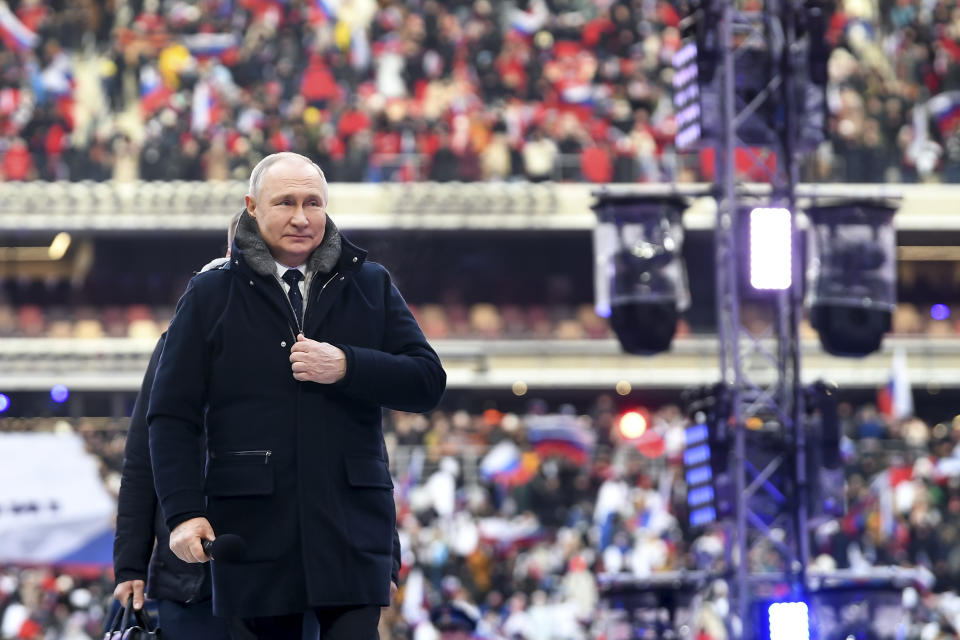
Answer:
2 0 960 185
5 397 960 637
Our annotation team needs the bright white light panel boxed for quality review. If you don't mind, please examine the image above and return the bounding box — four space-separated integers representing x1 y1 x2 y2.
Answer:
768 602 810 640
750 207 792 290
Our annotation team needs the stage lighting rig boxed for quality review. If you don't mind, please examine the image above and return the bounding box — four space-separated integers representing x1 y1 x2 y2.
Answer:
805 199 898 357
592 193 690 355
672 0 832 151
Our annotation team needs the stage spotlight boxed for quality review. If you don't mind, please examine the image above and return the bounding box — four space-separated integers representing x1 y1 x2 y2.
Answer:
617 410 649 440
50 384 69 404
931 304 950 321
750 208 792 290
0 393 9 413
592 194 690 355
806 199 898 357
768 602 809 640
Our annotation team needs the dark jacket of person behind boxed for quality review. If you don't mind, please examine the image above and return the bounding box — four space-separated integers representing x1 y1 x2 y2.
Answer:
148 211 445 618
114 333 210 603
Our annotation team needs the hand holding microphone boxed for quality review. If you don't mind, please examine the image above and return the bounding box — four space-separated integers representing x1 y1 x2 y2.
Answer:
202 534 247 562
170 517 246 563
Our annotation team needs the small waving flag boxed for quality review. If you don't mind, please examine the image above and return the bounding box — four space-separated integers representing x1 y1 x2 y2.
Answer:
0 2 38 52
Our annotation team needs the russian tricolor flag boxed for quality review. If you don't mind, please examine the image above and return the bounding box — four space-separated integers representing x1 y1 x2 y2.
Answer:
927 91 960 137
877 347 913 420
181 33 239 60
0 1 38 52
139 65 172 115
526 415 595 465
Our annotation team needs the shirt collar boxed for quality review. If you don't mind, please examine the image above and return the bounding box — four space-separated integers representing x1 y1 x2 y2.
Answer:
275 260 306 281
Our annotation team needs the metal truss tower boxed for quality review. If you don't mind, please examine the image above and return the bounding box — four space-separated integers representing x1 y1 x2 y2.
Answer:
712 0 814 632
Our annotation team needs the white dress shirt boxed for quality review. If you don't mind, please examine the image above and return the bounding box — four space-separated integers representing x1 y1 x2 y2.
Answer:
274 260 306 296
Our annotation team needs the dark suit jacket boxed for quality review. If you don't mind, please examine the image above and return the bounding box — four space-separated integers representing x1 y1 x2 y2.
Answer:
148 224 444 617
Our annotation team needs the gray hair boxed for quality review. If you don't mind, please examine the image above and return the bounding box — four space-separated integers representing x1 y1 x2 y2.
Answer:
248 152 329 204
227 210 243 247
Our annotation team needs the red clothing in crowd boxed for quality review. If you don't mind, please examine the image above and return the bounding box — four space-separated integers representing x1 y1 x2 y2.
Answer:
581 145 612 183
301 59 339 104
3 142 33 181
338 108 371 139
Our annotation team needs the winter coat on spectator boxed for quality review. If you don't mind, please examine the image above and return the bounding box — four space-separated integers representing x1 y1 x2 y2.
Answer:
148 212 445 617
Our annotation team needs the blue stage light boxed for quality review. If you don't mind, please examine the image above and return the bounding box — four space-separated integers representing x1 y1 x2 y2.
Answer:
685 423 709 445
768 602 809 640
689 506 716 526
687 485 715 507
50 384 69 404
931 304 950 321
683 443 711 467
0 394 9 413
686 465 713 486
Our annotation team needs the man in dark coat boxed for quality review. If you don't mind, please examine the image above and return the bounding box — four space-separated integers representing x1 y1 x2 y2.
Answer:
148 152 446 639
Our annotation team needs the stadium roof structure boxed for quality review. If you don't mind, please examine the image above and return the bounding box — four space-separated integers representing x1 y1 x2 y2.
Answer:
2 181 959 232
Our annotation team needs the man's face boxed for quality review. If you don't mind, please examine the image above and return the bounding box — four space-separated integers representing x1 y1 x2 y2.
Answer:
245 159 327 267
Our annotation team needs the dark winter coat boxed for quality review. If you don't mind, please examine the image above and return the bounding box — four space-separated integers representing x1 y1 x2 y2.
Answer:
113 334 210 604
147 212 445 617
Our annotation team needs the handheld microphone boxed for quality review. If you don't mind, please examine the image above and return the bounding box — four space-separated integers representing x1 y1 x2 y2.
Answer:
201 534 247 562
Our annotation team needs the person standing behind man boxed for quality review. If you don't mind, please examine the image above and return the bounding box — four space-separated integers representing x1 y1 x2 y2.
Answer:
148 152 446 639
111 213 242 639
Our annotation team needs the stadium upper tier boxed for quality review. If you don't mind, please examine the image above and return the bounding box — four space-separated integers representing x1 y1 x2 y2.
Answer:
3 181 960 231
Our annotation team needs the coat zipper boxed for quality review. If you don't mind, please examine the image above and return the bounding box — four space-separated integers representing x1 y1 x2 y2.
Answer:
274 275 302 340
211 450 272 464
274 270 341 341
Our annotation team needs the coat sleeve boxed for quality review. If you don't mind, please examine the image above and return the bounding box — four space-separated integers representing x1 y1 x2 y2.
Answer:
113 336 164 585
148 280 210 532
332 270 446 413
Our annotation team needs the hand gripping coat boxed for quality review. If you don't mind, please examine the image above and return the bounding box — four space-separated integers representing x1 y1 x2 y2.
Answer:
148 211 446 617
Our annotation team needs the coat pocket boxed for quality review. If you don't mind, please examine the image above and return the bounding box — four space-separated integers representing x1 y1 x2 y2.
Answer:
204 452 280 561
343 456 395 554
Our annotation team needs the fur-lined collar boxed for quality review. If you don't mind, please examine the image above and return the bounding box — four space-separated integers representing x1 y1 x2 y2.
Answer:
234 209 342 278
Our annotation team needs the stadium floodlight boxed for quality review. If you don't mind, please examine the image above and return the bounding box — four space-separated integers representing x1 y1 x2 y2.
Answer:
592 194 690 355
750 208 792 290
806 199 898 356
768 602 810 640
